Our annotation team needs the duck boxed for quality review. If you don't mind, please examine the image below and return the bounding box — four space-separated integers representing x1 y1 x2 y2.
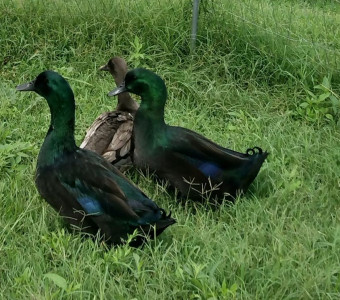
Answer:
80 57 139 169
108 68 268 203
16 70 175 246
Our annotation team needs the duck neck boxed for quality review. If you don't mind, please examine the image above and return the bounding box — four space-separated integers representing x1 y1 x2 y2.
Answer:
111 69 139 114
116 93 139 114
134 88 167 148
38 94 76 167
111 70 125 87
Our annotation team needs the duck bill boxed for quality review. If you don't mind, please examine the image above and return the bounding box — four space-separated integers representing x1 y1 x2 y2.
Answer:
99 64 109 71
107 84 127 97
16 80 35 92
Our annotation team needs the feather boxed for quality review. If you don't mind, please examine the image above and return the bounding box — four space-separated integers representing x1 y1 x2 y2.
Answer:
77 196 104 215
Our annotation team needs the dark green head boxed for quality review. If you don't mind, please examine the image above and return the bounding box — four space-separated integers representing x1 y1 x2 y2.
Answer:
16 70 75 113
108 68 167 108
16 70 76 155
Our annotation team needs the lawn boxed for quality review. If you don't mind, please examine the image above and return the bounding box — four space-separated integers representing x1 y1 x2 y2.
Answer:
0 0 340 299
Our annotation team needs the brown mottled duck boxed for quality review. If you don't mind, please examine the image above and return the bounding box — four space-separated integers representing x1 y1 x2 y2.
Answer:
80 57 139 169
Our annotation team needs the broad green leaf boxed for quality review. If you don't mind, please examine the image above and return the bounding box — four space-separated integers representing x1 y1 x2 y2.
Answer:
325 114 333 120
322 76 331 89
306 90 316 98
318 92 330 102
230 283 238 294
330 95 340 106
44 273 67 290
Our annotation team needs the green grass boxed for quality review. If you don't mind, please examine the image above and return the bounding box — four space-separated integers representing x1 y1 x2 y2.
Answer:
1 0 340 298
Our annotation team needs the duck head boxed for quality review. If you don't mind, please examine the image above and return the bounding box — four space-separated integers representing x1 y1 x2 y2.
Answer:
108 68 167 109
99 57 128 86
16 70 75 112
16 70 77 159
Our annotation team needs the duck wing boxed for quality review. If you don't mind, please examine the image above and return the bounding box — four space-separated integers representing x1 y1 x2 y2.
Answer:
102 115 133 163
39 149 174 245
80 111 133 164
80 111 117 153
167 126 266 168
165 126 268 193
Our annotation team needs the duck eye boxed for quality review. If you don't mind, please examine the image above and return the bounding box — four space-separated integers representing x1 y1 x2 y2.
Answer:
126 73 137 82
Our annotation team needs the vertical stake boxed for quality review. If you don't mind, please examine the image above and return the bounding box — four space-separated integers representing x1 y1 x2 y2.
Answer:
190 0 200 52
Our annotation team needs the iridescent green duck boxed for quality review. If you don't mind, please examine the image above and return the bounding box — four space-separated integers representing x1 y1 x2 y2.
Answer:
109 68 268 203
16 70 175 246
80 57 139 168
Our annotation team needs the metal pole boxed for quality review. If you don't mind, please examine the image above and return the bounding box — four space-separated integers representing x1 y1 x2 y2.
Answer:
190 0 200 51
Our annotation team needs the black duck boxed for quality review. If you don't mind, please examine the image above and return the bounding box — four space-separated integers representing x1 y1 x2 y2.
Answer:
109 68 268 203
16 70 175 246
